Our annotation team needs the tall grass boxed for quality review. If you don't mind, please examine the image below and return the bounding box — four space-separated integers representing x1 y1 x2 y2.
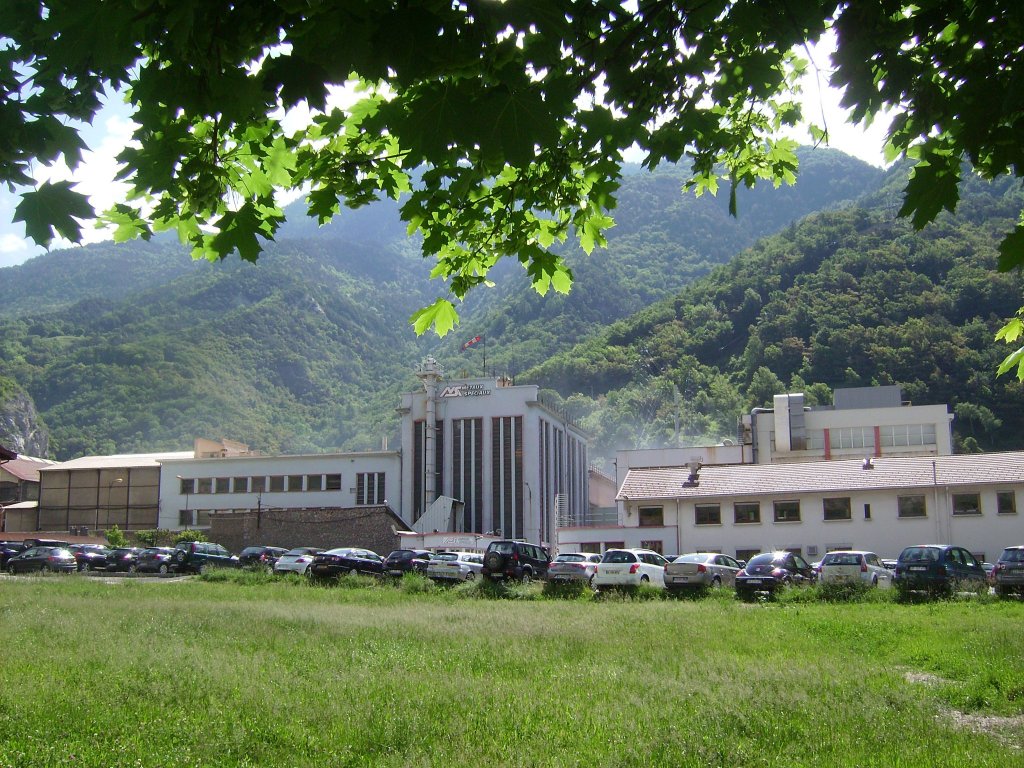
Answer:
0 574 1021 767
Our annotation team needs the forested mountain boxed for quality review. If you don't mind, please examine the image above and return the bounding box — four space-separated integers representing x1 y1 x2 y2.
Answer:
434 149 882 374
0 150 880 460
524 167 1024 466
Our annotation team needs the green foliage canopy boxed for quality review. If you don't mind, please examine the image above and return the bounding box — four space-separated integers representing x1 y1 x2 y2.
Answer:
4 1 1024 371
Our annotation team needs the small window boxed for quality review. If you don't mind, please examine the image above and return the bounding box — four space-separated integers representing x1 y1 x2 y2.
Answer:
773 500 801 523
287 475 304 492
997 491 1017 515
864 503 871 520
269 475 285 492
215 477 230 494
178 510 194 527
251 476 266 493
640 540 663 555
734 502 760 524
232 477 249 493
325 474 342 491
952 493 981 516
638 506 664 527
898 495 927 518
694 504 721 526
197 478 213 494
736 548 760 563
179 478 195 495
823 497 851 521
305 474 324 491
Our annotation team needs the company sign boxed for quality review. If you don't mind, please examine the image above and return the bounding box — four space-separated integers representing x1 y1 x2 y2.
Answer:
439 384 491 398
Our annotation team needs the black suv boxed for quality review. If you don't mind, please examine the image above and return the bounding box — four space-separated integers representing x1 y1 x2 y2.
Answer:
171 541 239 573
481 540 550 583
893 544 987 597
383 549 432 577
993 545 1024 598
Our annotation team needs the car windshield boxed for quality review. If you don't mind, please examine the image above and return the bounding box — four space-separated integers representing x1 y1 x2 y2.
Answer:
434 553 459 561
1000 548 1024 563
555 554 588 562
285 548 313 556
240 548 265 556
746 553 777 567
388 551 415 560
602 551 637 564
823 553 862 566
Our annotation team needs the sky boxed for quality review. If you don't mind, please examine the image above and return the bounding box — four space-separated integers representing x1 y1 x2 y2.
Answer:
0 36 892 271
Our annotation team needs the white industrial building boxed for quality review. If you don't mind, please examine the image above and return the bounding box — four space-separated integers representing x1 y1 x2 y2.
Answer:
157 443 401 531
398 358 588 550
558 387 1022 562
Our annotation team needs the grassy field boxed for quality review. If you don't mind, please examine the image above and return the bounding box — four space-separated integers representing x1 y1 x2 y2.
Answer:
0 573 1021 767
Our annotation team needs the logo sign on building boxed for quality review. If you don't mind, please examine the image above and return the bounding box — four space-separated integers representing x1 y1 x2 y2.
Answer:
439 384 491 398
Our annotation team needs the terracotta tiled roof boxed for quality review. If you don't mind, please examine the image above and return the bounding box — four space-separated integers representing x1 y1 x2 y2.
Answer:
618 452 1024 501
1 456 58 482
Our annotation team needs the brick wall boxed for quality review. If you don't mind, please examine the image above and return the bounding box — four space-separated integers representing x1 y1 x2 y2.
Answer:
209 506 404 555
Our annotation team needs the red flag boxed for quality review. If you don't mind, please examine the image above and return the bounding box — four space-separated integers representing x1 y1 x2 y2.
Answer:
460 335 483 352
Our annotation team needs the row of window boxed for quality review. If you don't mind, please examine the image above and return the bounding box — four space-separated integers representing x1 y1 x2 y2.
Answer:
178 473 386 505
803 424 938 451
637 491 1017 527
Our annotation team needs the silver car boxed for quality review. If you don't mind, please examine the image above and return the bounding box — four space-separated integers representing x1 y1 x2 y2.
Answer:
273 547 323 576
993 545 1024 598
546 552 603 584
426 551 483 582
664 552 741 592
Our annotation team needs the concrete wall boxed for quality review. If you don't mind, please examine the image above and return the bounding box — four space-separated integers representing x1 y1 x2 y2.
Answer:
208 505 404 556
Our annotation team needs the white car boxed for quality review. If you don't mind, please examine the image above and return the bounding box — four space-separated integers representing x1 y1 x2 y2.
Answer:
817 550 892 588
273 547 323 576
593 548 668 590
426 551 483 582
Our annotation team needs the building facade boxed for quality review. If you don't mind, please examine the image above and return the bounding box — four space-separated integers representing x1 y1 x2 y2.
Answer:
399 358 588 548
558 452 1024 563
157 450 401 531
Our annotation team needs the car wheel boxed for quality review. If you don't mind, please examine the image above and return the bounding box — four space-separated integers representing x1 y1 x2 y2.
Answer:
6 564 15 575
484 552 504 572
158 563 169 575
639 574 650 584
175 550 186 563
871 575 878 587
465 571 476 581
40 564 51 573
128 563 138 573
520 569 532 584
711 576 722 589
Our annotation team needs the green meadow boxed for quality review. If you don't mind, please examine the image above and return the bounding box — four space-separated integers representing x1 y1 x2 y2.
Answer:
1 574 1021 767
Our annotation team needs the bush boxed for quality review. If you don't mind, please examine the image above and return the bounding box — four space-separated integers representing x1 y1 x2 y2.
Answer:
172 529 208 545
395 572 435 595
594 583 664 602
104 525 128 548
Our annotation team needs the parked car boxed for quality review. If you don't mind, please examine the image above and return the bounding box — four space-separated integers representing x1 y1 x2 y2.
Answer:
238 546 289 570
664 552 742 592
735 551 815 600
105 547 143 573
817 550 892 588
992 545 1024 598
6 546 77 574
308 548 385 579
546 552 603 585
273 547 323 576
881 559 898 571
426 551 484 582
383 549 433 577
593 548 668 590
136 547 177 574
0 540 29 567
481 540 550 582
893 544 988 597
68 544 112 571
171 541 239 574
